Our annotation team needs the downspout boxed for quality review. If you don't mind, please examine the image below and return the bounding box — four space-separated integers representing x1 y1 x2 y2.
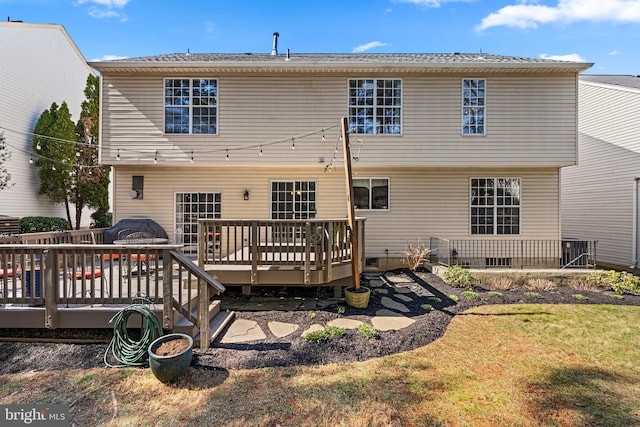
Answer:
631 177 640 269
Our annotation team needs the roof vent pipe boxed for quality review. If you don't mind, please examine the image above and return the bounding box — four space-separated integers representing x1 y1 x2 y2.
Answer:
286 48 291 61
271 32 279 55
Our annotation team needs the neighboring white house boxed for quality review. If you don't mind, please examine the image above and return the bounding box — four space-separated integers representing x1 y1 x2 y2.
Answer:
0 21 93 226
562 75 640 270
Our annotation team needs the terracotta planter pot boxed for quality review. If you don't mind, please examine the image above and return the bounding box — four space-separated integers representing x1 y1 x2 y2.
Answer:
148 333 193 383
344 286 371 308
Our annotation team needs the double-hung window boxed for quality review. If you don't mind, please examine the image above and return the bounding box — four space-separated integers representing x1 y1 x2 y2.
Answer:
354 178 389 210
470 178 520 235
165 78 218 134
462 79 485 135
348 79 402 135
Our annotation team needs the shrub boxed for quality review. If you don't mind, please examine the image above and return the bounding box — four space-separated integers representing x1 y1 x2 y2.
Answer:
573 294 588 301
568 278 599 292
421 303 434 312
402 239 432 271
336 305 346 315
525 278 557 292
90 209 112 229
586 270 640 295
357 323 379 340
525 291 542 299
449 294 459 302
19 216 70 233
428 296 442 303
488 291 503 298
485 276 514 291
462 291 479 299
325 326 346 338
443 265 474 288
304 329 329 343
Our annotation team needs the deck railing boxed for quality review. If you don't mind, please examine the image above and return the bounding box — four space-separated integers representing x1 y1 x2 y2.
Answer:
197 218 366 285
429 237 597 269
0 242 224 339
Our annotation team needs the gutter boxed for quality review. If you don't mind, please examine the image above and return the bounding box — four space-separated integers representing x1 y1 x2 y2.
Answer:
632 177 640 269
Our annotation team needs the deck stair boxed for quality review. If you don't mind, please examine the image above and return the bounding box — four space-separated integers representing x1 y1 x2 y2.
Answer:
193 310 235 347
173 298 222 337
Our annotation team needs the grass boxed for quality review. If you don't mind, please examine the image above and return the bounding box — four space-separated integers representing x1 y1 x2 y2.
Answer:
2 305 640 426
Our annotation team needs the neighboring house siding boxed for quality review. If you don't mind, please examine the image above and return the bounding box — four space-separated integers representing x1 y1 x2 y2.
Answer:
562 80 640 268
100 73 578 167
0 23 92 225
113 166 560 259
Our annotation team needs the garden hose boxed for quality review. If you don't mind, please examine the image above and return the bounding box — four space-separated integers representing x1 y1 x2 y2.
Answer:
104 303 163 368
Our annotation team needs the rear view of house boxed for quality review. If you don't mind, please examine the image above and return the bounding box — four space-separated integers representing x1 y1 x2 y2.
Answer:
90 47 592 274
562 75 640 270
0 22 93 225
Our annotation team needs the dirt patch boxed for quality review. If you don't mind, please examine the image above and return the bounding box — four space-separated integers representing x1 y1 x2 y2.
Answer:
153 338 191 356
1 269 639 374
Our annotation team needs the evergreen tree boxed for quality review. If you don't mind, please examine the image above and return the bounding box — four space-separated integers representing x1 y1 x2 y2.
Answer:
32 75 111 229
0 131 12 191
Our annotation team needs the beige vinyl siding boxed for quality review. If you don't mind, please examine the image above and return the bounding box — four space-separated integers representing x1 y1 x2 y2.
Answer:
562 81 640 268
0 24 92 224
114 166 560 259
100 73 578 168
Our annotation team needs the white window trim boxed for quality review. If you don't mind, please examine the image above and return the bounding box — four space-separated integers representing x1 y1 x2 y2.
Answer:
174 191 222 255
353 177 390 211
469 177 521 236
347 78 403 136
461 78 486 137
163 78 219 135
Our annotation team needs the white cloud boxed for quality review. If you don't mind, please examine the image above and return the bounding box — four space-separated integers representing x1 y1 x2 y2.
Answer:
90 54 128 61
539 53 587 62
352 41 389 53
77 0 130 7
478 0 640 30
77 0 129 20
205 22 216 34
392 0 467 7
609 49 622 55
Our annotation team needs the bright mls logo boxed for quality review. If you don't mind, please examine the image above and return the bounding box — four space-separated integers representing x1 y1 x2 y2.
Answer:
1 405 68 426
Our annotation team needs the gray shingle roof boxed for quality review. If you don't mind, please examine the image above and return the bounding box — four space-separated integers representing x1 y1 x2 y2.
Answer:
580 74 640 89
107 52 576 65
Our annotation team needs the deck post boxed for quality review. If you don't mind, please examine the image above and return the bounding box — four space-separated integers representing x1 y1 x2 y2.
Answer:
162 249 174 330
199 277 210 349
341 117 361 289
44 249 57 329
251 221 258 285
304 222 311 285
325 221 334 283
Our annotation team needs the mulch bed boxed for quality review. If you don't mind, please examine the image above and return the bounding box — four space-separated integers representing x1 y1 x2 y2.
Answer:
1 268 639 374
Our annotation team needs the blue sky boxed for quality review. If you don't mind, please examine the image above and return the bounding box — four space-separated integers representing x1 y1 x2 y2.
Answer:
3 0 640 74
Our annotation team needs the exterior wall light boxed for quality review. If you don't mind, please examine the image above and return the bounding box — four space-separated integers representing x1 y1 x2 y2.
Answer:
243 190 250 200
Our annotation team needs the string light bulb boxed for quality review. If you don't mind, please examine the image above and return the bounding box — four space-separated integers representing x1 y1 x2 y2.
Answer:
29 155 33 164
291 138 295 150
225 149 229 161
154 150 158 164
52 164 56 171
190 150 194 163
259 145 263 156
36 142 41 150
116 149 120 161
321 130 325 142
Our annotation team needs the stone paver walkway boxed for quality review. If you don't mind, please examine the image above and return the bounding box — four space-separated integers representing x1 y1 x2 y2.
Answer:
216 271 434 344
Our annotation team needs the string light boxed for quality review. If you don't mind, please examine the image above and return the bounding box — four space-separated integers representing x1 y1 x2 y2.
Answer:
291 138 295 150
321 130 325 142
116 149 120 161
225 149 229 161
51 164 56 171
153 150 158 164
29 155 33 164
259 144 263 156
190 150 194 163
36 142 41 150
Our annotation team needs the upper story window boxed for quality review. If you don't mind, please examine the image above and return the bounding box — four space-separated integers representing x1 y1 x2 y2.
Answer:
354 178 389 210
462 79 485 135
470 178 520 235
348 79 402 135
164 79 218 134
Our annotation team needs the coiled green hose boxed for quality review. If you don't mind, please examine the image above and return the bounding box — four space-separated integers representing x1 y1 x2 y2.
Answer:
104 304 163 368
